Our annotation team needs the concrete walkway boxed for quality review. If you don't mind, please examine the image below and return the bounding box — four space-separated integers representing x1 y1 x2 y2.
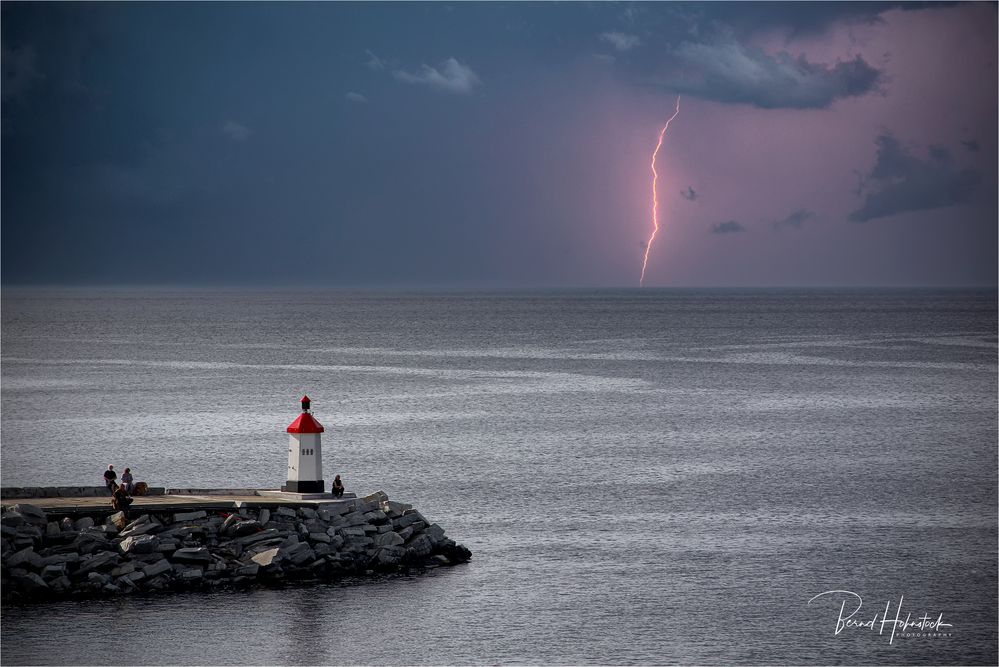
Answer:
1 493 359 516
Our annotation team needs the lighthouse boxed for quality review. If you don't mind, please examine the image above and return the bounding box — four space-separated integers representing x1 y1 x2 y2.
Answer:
283 395 325 493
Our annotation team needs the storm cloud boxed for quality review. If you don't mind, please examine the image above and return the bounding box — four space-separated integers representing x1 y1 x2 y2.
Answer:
712 221 746 234
671 39 883 108
773 209 813 230
849 134 981 222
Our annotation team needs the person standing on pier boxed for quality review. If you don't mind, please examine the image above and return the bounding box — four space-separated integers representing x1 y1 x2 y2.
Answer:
103 465 117 494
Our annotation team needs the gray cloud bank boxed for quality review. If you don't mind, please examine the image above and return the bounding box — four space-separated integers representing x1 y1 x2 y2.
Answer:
670 39 882 109
712 220 746 234
773 209 813 230
849 134 981 222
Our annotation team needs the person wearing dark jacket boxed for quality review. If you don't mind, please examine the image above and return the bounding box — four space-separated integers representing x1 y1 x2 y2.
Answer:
103 465 117 494
331 475 345 499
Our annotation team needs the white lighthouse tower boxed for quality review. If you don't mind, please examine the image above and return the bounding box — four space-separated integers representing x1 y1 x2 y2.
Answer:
282 395 325 494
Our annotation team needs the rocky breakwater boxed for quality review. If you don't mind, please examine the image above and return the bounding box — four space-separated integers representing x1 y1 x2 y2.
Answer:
0 492 471 602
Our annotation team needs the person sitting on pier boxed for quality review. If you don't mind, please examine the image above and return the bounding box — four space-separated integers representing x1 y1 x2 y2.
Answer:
120 468 134 494
111 485 133 519
331 474 345 499
103 465 117 494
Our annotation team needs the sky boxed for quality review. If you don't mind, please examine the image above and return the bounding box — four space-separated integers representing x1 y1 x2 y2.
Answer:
2 1 996 287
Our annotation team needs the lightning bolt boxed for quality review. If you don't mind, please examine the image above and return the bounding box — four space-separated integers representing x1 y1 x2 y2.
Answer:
640 94 681 287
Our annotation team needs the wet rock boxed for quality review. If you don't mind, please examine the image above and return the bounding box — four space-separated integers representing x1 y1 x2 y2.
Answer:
394 511 427 529
363 510 389 524
172 547 211 564
39 552 79 567
425 524 446 544
258 508 270 526
178 568 204 581
87 572 111 587
41 563 68 579
275 507 296 518
46 521 61 538
49 575 72 592
308 532 331 544
1 512 26 528
298 507 317 520
120 570 146 584
234 563 259 577
110 562 136 578
77 551 119 574
142 559 171 579
13 571 48 592
405 534 433 559
374 531 404 547
119 534 160 555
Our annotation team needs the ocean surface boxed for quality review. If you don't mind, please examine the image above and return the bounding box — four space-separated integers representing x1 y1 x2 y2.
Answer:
1 288 996 665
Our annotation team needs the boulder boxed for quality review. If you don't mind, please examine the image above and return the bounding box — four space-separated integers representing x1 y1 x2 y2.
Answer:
109 512 128 530
361 490 389 504
110 562 136 578
374 531 404 547
405 534 433 559
220 514 241 534
0 512 25 528
13 571 48 592
338 526 366 538
178 568 204 581
363 510 389 524
251 548 282 567
233 520 261 537
376 545 405 567
172 510 207 522
120 570 146 584
142 559 172 579
394 511 427 529
308 532 331 544
77 551 119 574
258 509 270 526
341 511 368 526
7 546 42 569
172 547 211 563
239 528 284 546
39 553 79 567
123 515 151 530
275 507 296 518
119 534 160 555
87 572 111 587
49 575 72 592
45 521 61 538
235 563 259 577
298 507 317 520
41 563 68 579
425 524 446 544
119 522 159 539
12 504 47 525
73 517 95 531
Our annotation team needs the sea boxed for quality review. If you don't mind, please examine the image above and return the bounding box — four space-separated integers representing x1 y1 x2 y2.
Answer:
1 288 996 666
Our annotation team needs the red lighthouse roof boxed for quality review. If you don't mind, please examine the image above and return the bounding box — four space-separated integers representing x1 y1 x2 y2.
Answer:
288 412 324 434
287 395 324 433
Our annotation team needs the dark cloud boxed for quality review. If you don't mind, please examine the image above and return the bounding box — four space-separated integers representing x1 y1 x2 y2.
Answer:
849 134 981 222
680 186 698 201
773 209 813 230
712 220 746 234
961 139 980 152
669 39 883 109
